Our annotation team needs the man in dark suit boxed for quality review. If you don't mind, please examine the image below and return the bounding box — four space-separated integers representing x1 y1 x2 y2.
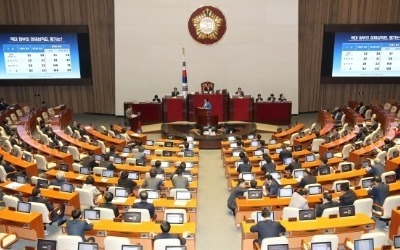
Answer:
99 192 119 217
99 154 116 171
49 171 70 187
256 140 266 151
107 145 119 158
313 157 331 175
261 156 276 174
171 87 180 97
227 179 247 217
316 192 339 217
279 145 292 162
235 87 244 97
368 176 389 211
337 183 357 206
0 98 8 111
370 118 378 131
1 119 12 136
152 221 188 246
141 169 163 190
237 157 252 174
118 170 137 193
153 160 164 174
132 190 155 218
263 174 280 196
250 209 286 244
28 188 66 226
0 155 17 180
297 169 317 188
285 156 302 174
80 151 99 170
366 158 385 178
66 209 94 242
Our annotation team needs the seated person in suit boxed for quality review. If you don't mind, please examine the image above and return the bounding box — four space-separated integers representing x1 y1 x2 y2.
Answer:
289 188 309 209
0 155 17 180
297 168 316 188
49 171 70 187
227 178 247 217
285 156 302 174
100 154 116 171
172 168 189 189
255 94 263 102
354 102 364 113
278 94 286 101
1 119 12 136
171 87 180 97
250 208 286 245
382 138 396 152
279 144 292 162
368 176 389 211
0 97 9 111
315 192 339 217
262 174 280 197
80 151 99 170
82 176 101 201
98 191 119 217
175 162 191 174
107 145 119 158
152 221 189 246
267 94 276 102
365 158 386 178
118 170 137 193
29 187 66 226
261 156 276 174
66 209 94 242
153 160 165 174
141 169 163 190
256 140 267 151
9 133 22 147
76 123 87 136
133 147 147 161
256 134 262 141
134 140 146 152
332 108 343 121
132 190 155 218
152 95 161 103
235 151 246 167
312 157 331 175
335 183 357 206
369 118 378 131
235 87 244 97
237 157 252 174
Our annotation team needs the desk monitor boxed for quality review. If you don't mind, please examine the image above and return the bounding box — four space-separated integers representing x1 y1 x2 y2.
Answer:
114 134 121 139
269 139 277 145
182 173 193 182
136 159 145 166
325 137 331 143
115 188 129 198
164 141 173 147
84 209 100 220
163 150 173 157
22 153 32 162
147 190 160 199
293 169 305 178
294 145 302 152
176 190 191 200
278 188 293 198
393 150 400 158
325 151 334 159
320 168 330 176
283 157 292 165
341 163 352 172
156 173 165 181
79 137 87 143
16 175 27 184
143 149 151 155
91 140 99 146
365 139 371 146
308 185 322 195
165 247 187 250
230 142 238 148
10 148 19 157
183 151 194 157
254 150 263 156
361 178 373 188
306 154 316 162
61 183 74 193
228 136 235 142
299 209 316 221
37 239 57 250
247 134 255 140
146 140 154 146
343 130 348 136
186 136 194 142
310 242 331 250
61 146 68 153
17 201 31 213
250 141 260 147
78 242 99 250
94 154 102 161
299 132 305 138
275 148 283 154
354 238 374 250
361 160 371 168
128 172 139 180
185 162 194 169
242 172 255 181
80 167 90 175
247 189 263 199
277 128 282 133
385 174 397 184
339 205 355 217
123 212 141 223
37 178 49 188
102 170 114 178
114 157 123 164
394 235 400 249
121 245 144 250
267 244 289 250
59 163 69 172
232 151 241 157
256 211 274 222
166 213 184 224
354 143 362 150
270 172 282 180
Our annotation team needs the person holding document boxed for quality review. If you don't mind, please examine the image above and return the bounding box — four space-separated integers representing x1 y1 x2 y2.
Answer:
203 98 212 114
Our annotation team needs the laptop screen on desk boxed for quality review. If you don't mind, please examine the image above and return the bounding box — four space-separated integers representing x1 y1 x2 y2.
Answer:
325 152 333 159
123 212 141 223
184 151 194 157
128 172 139 180
275 148 282 154
160 161 170 168
393 235 400 248
339 205 355 217
247 134 255 140
247 189 263 199
37 178 49 188
61 183 74 193
361 178 373 188
256 211 274 222
146 190 159 199
242 173 255 181
78 242 99 250
393 150 400 158
283 157 292 165
232 151 241 157
84 209 100 220
61 146 68 153
121 245 143 250
228 136 235 142
254 150 263 156
182 173 193 182
37 239 57 250
308 186 322 195
166 213 184 224
80 167 90 175
267 244 289 250
269 139 277 145
22 153 31 162
164 141 173 147
299 209 316 221
122 147 130 153
143 149 151 156
146 140 154 146
102 170 114 178
293 169 305 179
385 174 397 184
165 247 187 250
17 201 31 213
94 154 102 161
162 150 172 157
250 141 259 147
361 160 370 168
115 188 129 198
270 172 281 180
176 190 191 200
59 163 69 172
310 242 331 250
278 188 293 198
354 238 374 250
341 163 352 172
114 157 122 164
230 143 238 148
306 154 315 162
294 145 302 152
16 175 27 184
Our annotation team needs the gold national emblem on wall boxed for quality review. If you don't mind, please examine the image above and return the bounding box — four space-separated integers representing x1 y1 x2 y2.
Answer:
188 6 227 45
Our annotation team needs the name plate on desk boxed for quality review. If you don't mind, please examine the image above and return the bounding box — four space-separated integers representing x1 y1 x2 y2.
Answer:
288 217 297 222
246 219 255 223
329 214 338 219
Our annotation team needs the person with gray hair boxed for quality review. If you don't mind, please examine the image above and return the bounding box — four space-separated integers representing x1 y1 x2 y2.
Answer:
365 158 385 177
49 171 69 187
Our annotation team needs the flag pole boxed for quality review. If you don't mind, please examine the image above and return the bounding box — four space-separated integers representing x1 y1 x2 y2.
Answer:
182 48 188 98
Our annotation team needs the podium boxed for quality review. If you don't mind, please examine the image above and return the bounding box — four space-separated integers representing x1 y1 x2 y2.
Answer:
195 107 218 128
128 114 141 132
188 93 229 122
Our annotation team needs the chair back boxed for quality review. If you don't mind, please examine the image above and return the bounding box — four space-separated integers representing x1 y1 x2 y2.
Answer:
108 130 116 138
96 140 107 154
128 208 152 222
47 108 55 117
364 109 372 120
260 236 289 250
381 195 400 219
361 232 388 248
67 146 80 161
3 195 19 208
23 106 30 114
16 109 23 117
72 163 83 173
93 167 107 176
96 207 115 219
354 198 373 218
321 207 339 218
332 180 350 192
341 144 352 159
125 158 136 165
311 139 325 153
73 130 81 139
376 151 387 164
104 236 130 250
153 238 181 250
56 235 82 250
169 188 189 198
0 166 8 182
29 202 52 224
381 171 396 184
34 154 49 171
281 207 299 219
75 188 96 207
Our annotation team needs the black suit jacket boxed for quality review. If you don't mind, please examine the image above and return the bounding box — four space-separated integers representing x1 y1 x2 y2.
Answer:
237 163 252 173
368 183 389 207
316 201 340 217
153 232 186 245
80 156 98 170
297 175 317 188
250 220 286 244
99 202 119 217
339 189 358 206
279 149 292 161
261 162 276 173
285 161 302 173
132 200 155 218
28 196 53 211
100 161 116 171
118 178 137 193
171 91 180 97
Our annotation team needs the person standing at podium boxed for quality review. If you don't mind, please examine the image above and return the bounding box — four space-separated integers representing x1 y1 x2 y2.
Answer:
125 104 138 126
203 98 212 114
